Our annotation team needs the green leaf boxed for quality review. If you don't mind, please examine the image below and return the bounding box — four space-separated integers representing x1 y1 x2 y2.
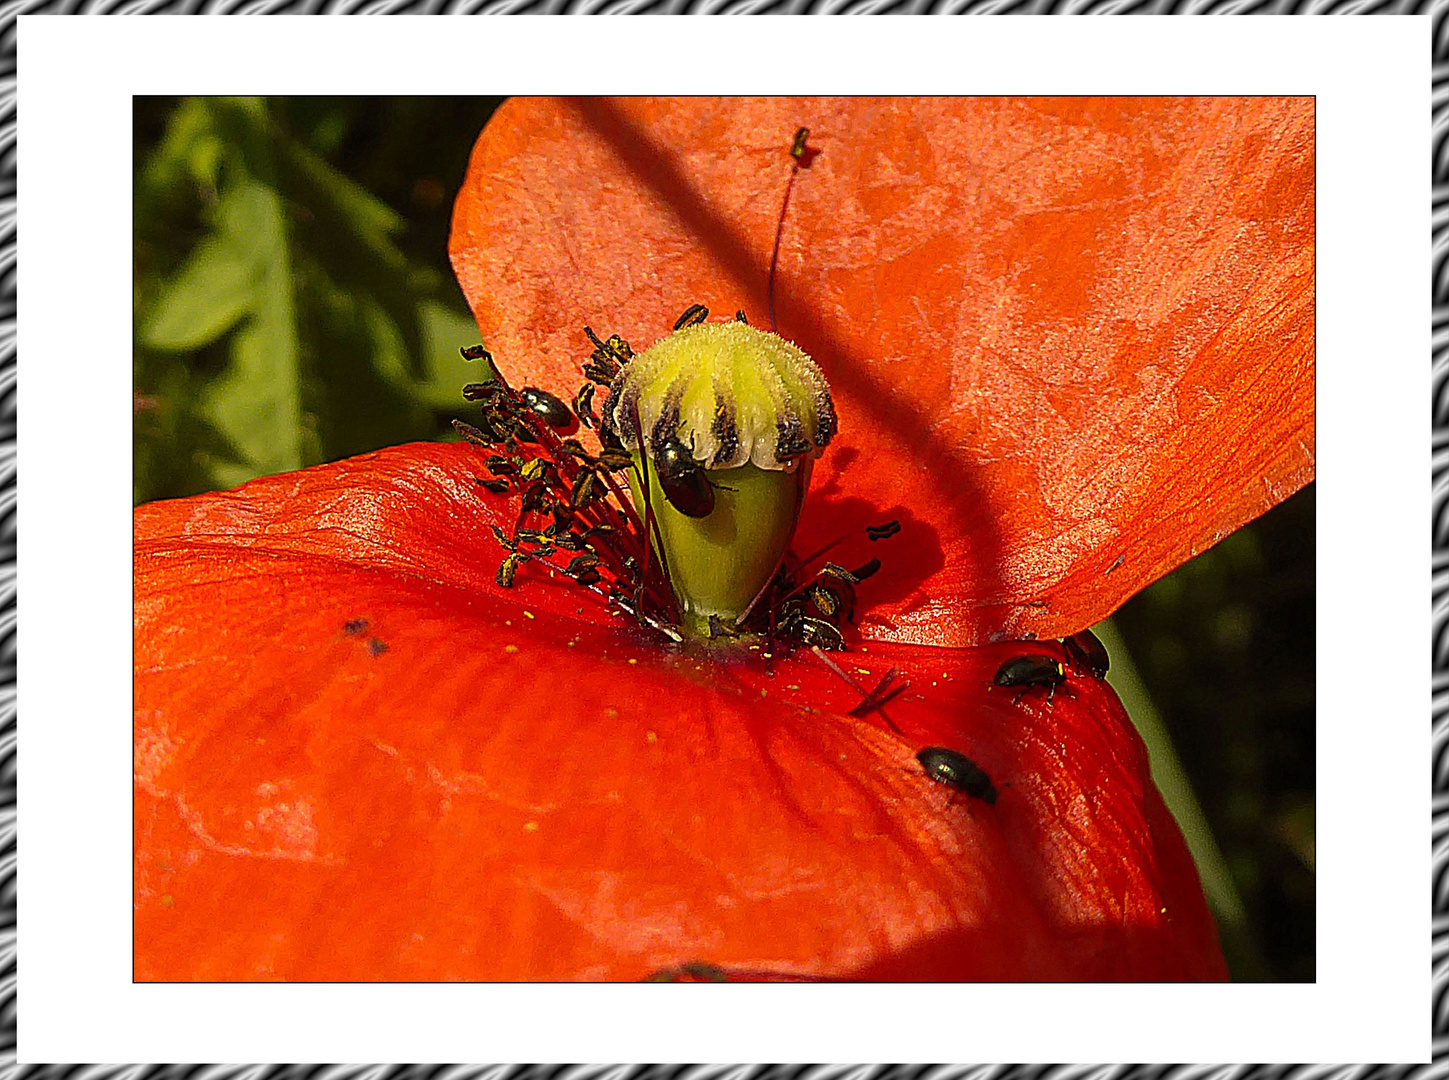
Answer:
137 98 223 206
1097 617 1246 932
141 183 275 351
191 182 302 485
275 137 433 381
295 281 430 464
277 137 407 270
133 359 255 505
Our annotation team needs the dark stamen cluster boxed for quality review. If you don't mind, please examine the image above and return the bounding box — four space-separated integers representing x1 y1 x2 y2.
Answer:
454 343 683 640
458 327 900 661
729 519 897 653
734 538 890 653
580 328 634 393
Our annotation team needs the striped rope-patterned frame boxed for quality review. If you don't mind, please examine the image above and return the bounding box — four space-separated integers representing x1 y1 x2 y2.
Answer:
3 4 1431 1078
1433 5 1449 1077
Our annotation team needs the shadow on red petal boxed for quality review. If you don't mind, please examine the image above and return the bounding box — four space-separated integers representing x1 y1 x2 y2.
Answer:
847 921 1227 982
792 489 946 626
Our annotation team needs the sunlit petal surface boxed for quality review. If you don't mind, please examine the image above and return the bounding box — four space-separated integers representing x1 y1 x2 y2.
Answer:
451 96 1314 647
135 445 1224 980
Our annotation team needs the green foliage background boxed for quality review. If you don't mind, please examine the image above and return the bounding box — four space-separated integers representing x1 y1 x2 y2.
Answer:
134 96 504 505
133 97 1313 982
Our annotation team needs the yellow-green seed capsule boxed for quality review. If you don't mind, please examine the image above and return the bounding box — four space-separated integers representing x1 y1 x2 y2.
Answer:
603 321 836 637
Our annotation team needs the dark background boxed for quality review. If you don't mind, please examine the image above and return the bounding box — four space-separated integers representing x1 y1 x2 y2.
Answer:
133 96 1314 981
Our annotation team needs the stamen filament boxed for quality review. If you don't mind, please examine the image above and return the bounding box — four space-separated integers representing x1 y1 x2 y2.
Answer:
768 128 811 334
810 646 904 734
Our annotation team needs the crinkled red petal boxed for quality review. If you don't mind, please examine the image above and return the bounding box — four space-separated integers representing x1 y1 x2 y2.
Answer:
135 445 1224 981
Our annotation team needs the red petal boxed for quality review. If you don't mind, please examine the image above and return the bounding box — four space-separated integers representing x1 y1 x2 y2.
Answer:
135 446 1224 981
133 441 617 628
450 97 1314 647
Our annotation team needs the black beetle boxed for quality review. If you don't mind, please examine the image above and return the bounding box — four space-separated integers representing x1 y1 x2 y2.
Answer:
795 614 845 651
653 437 714 518
1062 629 1110 679
519 387 577 432
992 654 1069 704
916 747 997 806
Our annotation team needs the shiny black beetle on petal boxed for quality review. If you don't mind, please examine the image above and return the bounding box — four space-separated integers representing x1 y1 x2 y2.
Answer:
992 654 1069 704
916 747 997 806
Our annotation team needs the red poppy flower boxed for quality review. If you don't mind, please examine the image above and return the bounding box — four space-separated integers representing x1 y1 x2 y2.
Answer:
134 96 1312 982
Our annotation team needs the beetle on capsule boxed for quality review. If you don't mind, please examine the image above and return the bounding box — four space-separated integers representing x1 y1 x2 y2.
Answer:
653 437 715 518
916 747 997 806
992 653 1069 704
